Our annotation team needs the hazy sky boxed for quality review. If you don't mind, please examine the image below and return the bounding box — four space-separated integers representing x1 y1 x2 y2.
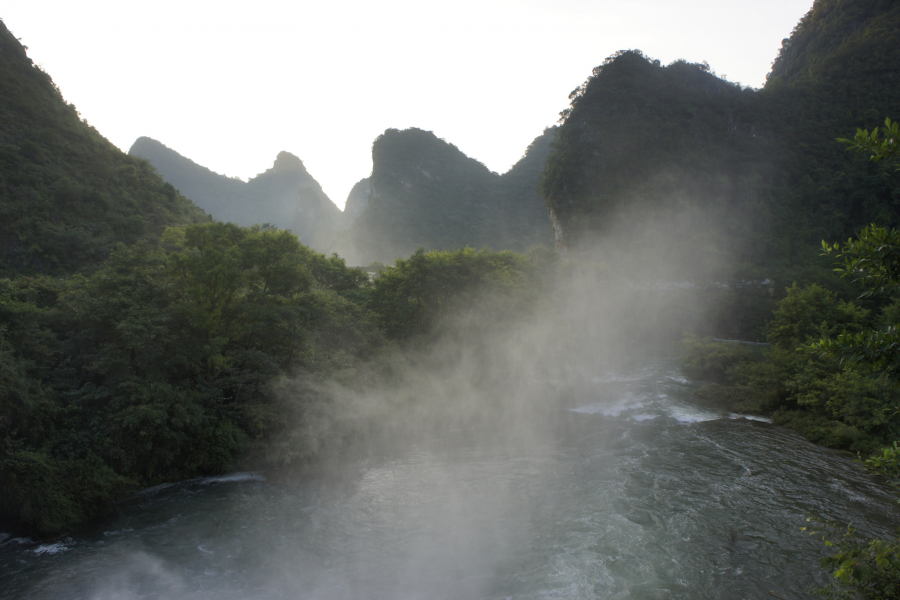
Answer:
5 0 813 209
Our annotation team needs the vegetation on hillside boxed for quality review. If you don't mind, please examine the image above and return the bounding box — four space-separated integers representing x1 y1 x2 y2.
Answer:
540 0 900 326
338 127 555 265
0 22 207 276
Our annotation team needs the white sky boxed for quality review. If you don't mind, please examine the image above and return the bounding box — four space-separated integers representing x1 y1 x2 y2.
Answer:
4 0 813 210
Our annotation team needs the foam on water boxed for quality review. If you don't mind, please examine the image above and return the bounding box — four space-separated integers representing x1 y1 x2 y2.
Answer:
138 482 176 495
632 414 658 422
666 403 722 423
728 413 771 423
570 360 772 426
103 529 134 537
569 396 645 417
33 543 67 555
199 472 266 484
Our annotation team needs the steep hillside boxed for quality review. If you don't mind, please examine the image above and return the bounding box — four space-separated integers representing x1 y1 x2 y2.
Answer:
540 0 900 280
0 21 207 275
764 0 900 251
768 0 900 85
339 177 370 231
129 138 342 252
337 128 554 265
128 137 246 222
493 128 559 251
540 53 775 279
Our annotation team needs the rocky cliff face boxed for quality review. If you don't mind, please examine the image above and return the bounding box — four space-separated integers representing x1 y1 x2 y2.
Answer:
335 128 554 265
129 139 341 252
339 177 370 231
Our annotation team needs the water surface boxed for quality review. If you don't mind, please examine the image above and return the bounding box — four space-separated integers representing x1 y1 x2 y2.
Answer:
2 355 895 599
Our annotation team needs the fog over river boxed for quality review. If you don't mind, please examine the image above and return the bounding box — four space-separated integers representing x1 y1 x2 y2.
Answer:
1 353 896 600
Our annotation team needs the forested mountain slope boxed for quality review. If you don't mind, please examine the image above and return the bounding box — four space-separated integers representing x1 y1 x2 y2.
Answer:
129 138 342 252
0 21 207 275
337 127 555 265
540 0 900 281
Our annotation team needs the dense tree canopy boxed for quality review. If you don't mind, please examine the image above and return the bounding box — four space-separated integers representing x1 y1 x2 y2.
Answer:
0 222 382 534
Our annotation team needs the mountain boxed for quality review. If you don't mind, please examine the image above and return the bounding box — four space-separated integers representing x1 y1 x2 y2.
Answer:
491 128 559 252
129 138 342 252
336 127 555 265
0 21 207 275
339 177 370 231
539 0 900 282
767 0 900 86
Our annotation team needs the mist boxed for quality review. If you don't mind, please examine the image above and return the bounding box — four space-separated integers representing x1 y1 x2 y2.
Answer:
4 0 900 594
5 203 894 600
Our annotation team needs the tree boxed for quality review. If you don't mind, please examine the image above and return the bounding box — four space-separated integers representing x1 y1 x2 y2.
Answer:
811 116 900 379
839 117 900 169
813 225 900 381
806 118 900 599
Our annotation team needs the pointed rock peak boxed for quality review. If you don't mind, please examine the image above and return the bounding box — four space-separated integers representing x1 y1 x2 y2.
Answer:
129 136 169 153
273 151 306 173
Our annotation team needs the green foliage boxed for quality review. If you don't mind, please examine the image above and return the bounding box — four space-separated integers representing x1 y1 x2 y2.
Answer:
865 442 900 491
0 23 207 275
680 280 900 451
0 223 380 535
808 225 900 380
769 0 900 86
807 443 900 600
824 225 900 298
815 327 900 382
0 232 553 535
808 440 900 600
766 283 869 350
540 50 775 262
368 247 546 340
839 117 900 169
806 519 900 599
679 335 760 383
796 122 900 596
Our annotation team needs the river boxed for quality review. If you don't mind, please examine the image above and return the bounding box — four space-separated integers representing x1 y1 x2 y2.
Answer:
1 353 896 599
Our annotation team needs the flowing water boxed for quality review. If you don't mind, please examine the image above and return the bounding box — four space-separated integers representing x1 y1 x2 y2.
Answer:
2 354 897 599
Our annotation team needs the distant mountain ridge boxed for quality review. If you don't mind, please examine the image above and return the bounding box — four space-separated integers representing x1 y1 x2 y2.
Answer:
336 127 555 265
129 137 342 252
